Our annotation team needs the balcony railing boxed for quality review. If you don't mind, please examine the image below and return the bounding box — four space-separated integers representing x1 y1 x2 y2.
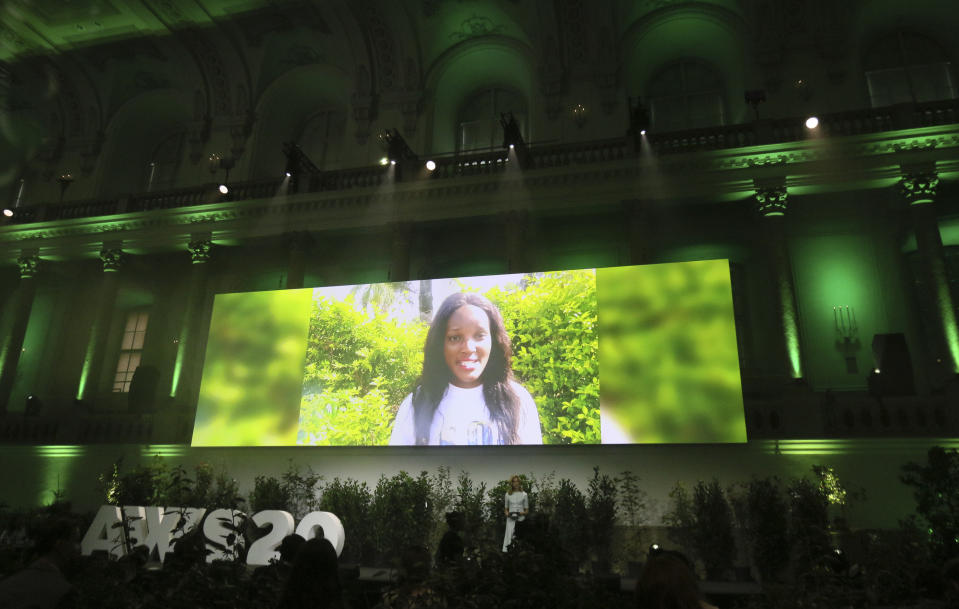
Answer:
4 99 958 227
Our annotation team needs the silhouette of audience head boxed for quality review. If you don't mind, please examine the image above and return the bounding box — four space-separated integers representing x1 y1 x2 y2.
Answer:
278 534 306 564
636 550 706 609
278 537 342 609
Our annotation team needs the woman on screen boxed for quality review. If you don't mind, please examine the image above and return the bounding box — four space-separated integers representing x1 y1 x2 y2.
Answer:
389 292 542 446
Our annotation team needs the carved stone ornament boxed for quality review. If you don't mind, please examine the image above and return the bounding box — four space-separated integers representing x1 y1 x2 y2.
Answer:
899 172 939 205
188 239 212 263
755 186 788 216
17 254 40 279
99 247 124 272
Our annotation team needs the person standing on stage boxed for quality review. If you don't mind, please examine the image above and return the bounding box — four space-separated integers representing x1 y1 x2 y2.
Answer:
502 474 529 551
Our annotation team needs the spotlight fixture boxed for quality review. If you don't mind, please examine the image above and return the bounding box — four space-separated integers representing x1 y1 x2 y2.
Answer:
218 184 229 194
500 112 525 150
2 208 12 217
390 160 396 166
379 157 389 166
3 178 25 219
381 129 418 163
805 116 820 129
425 160 436 171
282 142 319 194
626 97 651 151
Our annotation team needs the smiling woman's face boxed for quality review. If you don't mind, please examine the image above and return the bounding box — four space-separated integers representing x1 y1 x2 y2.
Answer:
443 304 492 388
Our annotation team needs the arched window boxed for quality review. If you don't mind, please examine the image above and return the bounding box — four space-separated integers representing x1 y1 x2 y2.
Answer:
864 31 955 107
146 131 184 192
457 88 527 153
646 59 725 132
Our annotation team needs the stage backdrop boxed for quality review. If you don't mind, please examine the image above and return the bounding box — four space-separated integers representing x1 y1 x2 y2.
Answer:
191 260 746 447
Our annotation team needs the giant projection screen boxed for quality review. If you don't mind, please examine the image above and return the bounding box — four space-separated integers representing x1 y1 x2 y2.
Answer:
192 260 747 447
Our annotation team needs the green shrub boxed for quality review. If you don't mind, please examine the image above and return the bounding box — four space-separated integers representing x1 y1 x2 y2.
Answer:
320 477 372 564
370 471 434 564
298 294 427 446
486 271 600 445
901 446 959 562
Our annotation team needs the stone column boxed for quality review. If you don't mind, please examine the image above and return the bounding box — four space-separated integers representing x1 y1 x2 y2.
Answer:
622 199 654 265
77 245 124 403
900 171 959 375
389 223 411 283
286 232 311 290
172 236 213 405
755 184 803 380
504 210 530 273
0 253 40 411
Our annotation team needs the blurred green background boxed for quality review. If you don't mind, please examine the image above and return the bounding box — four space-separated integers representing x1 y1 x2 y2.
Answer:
597 260 746 444
192 289 313 446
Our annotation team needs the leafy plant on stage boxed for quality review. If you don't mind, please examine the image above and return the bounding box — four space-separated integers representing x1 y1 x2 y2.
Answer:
455 471 488 546
281 460 323 518
901 446 959 562
370 471 434 564
615 470 649 570
728 476 790 583
486 270 600 445
320 477 372 564
551 478 589 561
587 466 618 573
298 294 427 446
249 475 287 512
664 480 735 579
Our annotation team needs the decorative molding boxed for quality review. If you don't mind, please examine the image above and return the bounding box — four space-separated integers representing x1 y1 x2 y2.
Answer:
898 172 939 206
99 247 124 272
188 238 212 263
16 253 39 279
755 186 788 217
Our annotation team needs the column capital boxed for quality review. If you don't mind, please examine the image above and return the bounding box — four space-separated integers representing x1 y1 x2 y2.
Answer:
755 186 788 217
16 253 40 279
99 247 124 272
899 171 939 206
188 238 213 264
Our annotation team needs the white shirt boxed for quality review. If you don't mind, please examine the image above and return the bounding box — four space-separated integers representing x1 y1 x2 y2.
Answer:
389 382 542 445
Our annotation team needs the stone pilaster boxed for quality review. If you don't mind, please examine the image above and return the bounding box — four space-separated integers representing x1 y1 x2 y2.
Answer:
172 236 214 404
899 171 959 376
77 245 124 402
389 223 411 283
285 232 311 290
622 199 654 265
0 252 40 411
755 183 803 380
504 210 530 273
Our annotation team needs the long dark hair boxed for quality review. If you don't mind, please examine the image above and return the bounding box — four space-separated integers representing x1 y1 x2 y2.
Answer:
413 292 521 445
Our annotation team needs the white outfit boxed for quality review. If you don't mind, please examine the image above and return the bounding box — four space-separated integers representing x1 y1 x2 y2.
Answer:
502 491 528 551
389 381 542 445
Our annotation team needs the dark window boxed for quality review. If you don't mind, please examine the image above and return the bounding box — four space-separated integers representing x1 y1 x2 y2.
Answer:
458 88 527 153
647 59 725 132
864 31 955 107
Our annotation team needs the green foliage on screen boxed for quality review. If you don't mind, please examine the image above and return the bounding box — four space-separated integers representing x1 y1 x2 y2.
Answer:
597 260 746 443
297 293 427 446
487 270 600 444
192 289 312 446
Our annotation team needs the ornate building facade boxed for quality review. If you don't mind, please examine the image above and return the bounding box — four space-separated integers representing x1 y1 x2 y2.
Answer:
0 0 957 478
